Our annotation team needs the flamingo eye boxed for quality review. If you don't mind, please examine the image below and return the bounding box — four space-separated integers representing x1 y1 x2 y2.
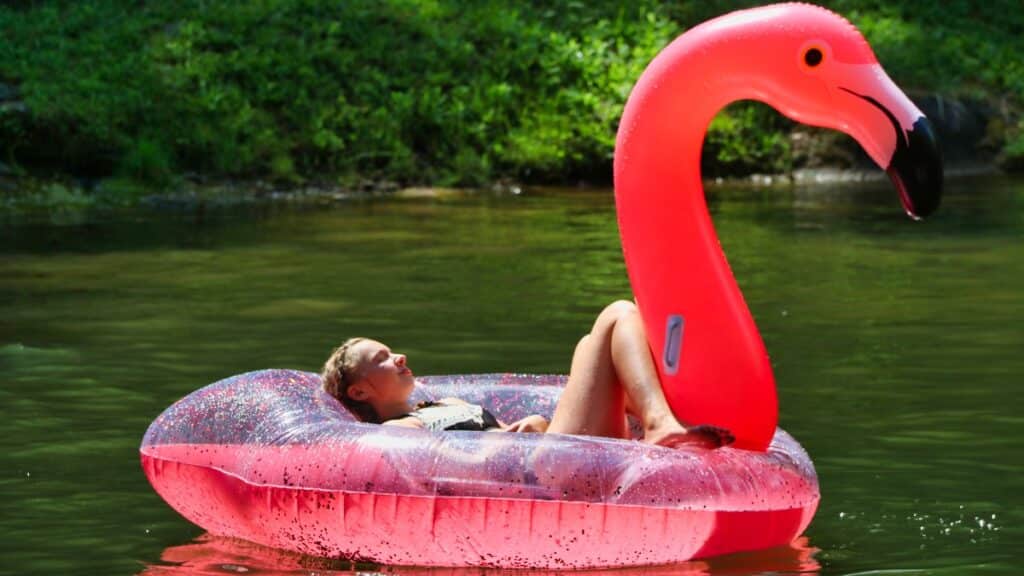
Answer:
804 47 824 67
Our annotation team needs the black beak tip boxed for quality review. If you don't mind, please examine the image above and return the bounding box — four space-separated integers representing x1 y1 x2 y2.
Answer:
887 116 943 220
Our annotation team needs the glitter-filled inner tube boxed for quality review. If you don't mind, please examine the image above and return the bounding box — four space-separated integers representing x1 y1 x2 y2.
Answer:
141 369 819 568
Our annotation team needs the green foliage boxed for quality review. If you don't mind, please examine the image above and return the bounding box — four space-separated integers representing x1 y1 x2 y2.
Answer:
1 0 1022 191
1001 124 1024 172
118 137 175 187
833 0 1024 99
1 181 95 220
705 104 794 177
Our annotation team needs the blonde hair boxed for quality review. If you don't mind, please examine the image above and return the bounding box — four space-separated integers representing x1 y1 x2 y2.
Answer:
321 337 380 423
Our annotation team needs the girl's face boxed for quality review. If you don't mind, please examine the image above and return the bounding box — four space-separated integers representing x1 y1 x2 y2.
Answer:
346 339 415 405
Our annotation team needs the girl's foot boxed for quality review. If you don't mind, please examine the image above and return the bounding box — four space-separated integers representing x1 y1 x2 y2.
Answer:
644 423 734 449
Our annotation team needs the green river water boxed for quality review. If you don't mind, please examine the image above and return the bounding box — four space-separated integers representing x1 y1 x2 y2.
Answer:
1 175 1021 575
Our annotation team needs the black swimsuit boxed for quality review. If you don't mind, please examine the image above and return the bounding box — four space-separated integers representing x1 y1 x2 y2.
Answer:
405 401 500 431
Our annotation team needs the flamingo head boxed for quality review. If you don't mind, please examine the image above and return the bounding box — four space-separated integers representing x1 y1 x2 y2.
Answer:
705 4 943 218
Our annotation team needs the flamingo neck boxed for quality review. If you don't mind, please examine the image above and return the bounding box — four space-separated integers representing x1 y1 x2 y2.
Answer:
614 34 778 451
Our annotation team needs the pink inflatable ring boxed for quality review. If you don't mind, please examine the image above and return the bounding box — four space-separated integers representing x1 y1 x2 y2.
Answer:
142 370 818 568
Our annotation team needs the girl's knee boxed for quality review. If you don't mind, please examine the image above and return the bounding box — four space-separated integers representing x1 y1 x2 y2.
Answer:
600 300 637 323
588 300 637 341
574 334 591 355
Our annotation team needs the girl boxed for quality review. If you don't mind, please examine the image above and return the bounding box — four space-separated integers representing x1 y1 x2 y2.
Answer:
322 300 732 448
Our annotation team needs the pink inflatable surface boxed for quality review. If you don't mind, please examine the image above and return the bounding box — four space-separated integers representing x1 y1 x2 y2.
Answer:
142 370 818 568
142 533 821 575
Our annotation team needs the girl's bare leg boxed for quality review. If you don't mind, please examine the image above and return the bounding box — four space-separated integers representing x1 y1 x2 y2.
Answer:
547 300 732 448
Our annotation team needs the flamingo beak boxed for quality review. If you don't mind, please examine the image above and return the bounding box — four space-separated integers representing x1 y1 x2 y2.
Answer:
835 73 943 220
885 115 942 219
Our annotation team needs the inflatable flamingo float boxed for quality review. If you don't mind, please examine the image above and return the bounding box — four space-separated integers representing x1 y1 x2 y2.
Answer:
142 4 942 569
616 3 941 452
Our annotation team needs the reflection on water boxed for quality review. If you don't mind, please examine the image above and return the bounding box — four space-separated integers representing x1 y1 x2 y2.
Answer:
140 534 820 575
2 175 1023 574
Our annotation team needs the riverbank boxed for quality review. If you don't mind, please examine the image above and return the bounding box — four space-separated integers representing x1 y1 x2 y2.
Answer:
0 161 1002 223
1 0 1022 203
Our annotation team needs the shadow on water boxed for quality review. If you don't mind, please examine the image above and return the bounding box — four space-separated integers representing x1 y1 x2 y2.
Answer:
2 174 1019 257
0 201 336 255
710 174 1023 239
0 191 532 255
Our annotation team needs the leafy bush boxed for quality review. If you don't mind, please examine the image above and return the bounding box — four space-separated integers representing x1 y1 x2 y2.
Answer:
704 104 794 177
1000 123 1024 171
1 0 1022 192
